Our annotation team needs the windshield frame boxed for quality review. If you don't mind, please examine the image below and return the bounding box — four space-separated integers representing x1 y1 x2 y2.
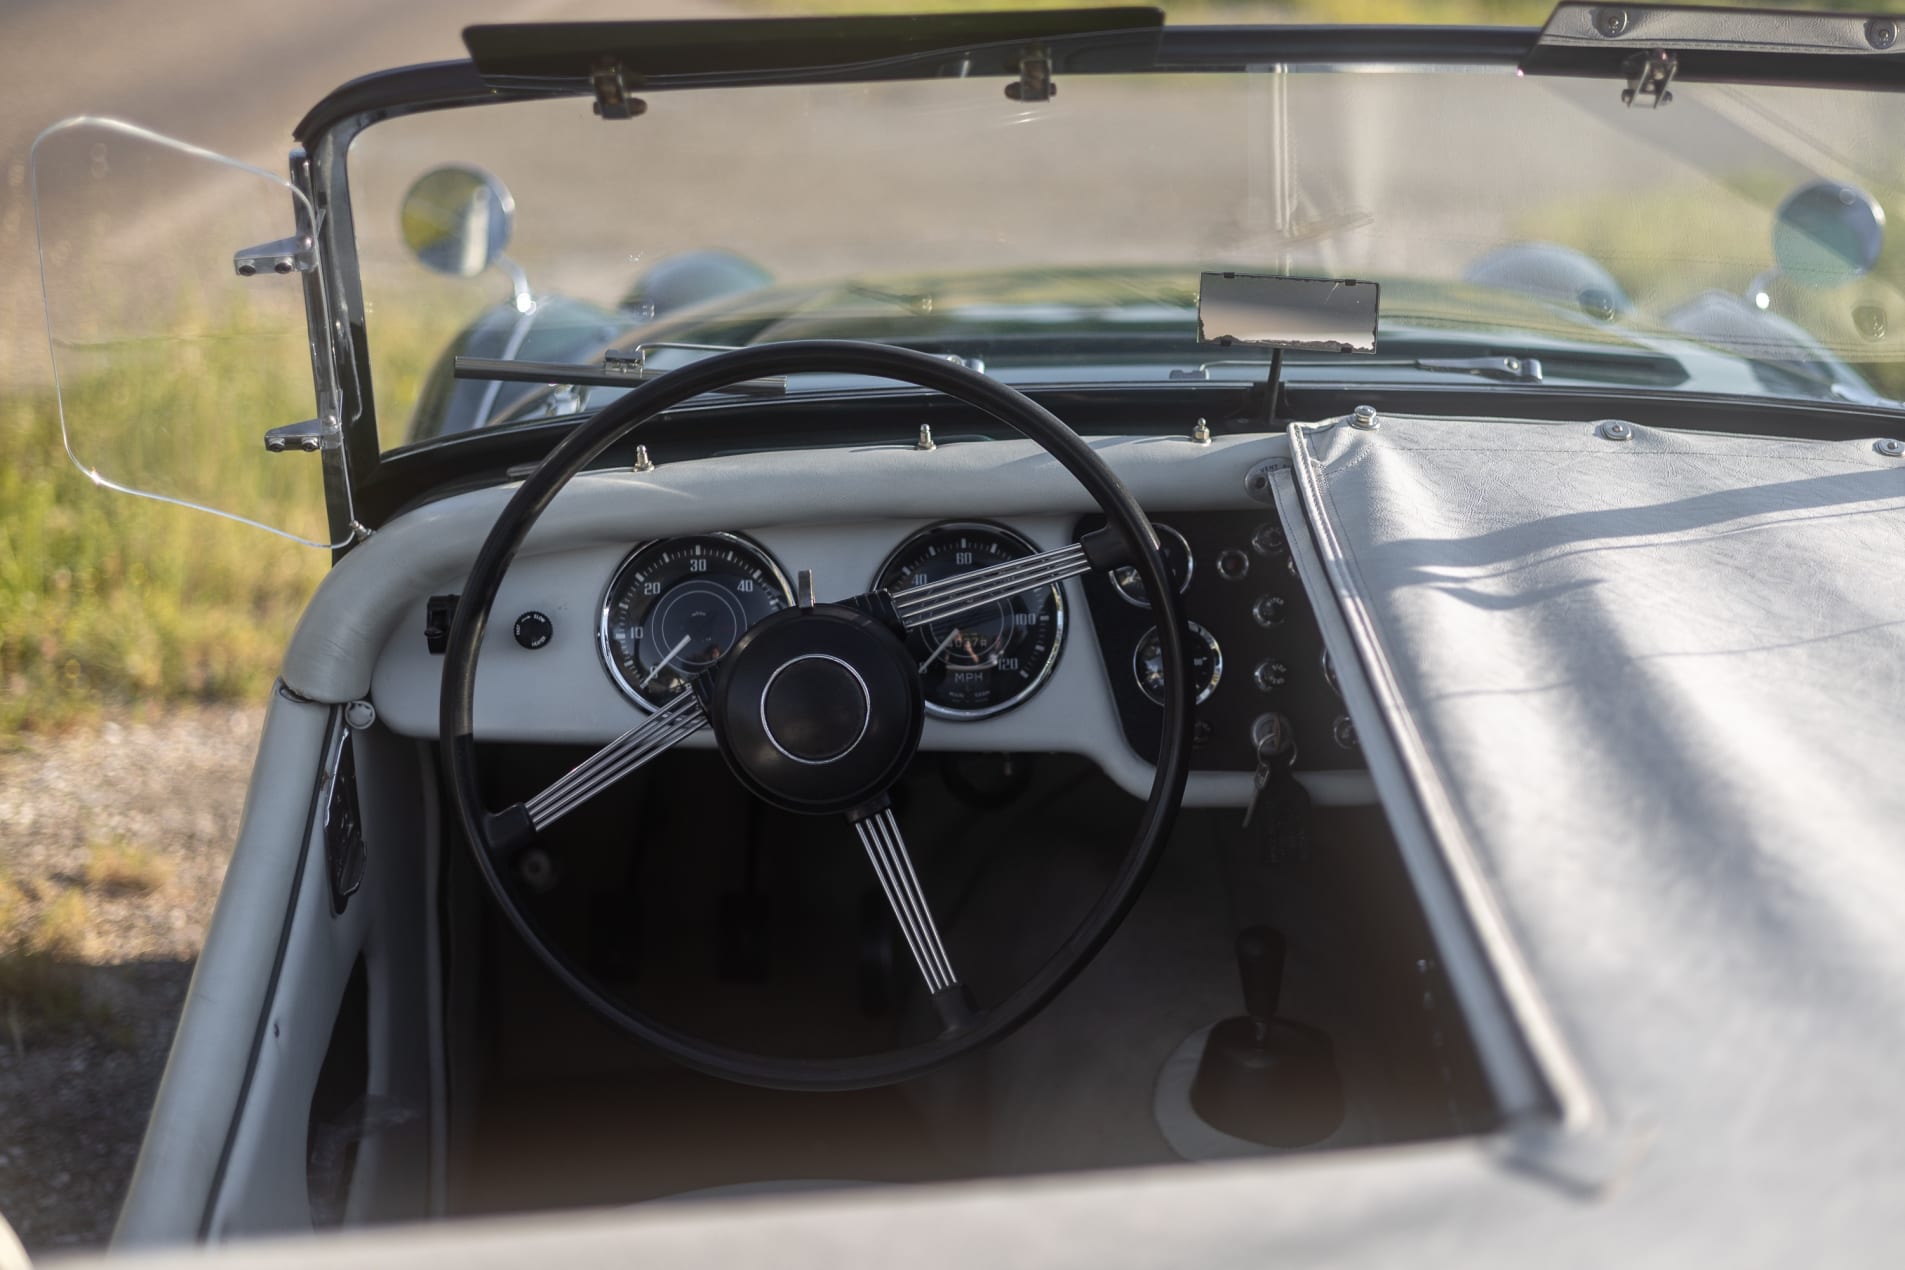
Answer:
295 8 1905 544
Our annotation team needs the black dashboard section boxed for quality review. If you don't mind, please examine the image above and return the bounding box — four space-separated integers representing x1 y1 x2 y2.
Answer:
1073 511 1358 774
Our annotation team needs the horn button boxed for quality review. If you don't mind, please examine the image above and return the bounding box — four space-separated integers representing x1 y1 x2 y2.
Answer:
706 603 924 815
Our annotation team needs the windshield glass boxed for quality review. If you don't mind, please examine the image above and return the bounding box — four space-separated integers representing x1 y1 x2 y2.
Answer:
347 66 1905 452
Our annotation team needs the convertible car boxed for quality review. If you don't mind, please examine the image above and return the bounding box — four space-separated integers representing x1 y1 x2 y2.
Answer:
19 3 1905 1264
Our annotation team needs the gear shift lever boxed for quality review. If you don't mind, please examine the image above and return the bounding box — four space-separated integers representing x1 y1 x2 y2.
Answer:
1189 925 1344 1147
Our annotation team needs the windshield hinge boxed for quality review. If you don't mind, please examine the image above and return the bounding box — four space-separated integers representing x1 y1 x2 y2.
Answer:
590 58 647 120
264 414 341 453
233 235 316 277
1621 49 1677 108
1006 46 1055 102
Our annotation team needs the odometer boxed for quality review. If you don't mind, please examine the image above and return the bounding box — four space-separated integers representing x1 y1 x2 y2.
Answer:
599 533 793 710
875 523 1065 719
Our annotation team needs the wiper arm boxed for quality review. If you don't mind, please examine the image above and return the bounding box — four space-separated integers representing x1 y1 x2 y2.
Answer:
1411 355 1543 383
1166 354 1545 384
454 343 785 396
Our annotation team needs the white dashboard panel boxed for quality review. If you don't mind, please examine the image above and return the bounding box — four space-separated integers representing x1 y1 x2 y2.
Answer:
349 431 1369 807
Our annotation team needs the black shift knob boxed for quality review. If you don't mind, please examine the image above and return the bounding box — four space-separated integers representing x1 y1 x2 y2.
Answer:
1236 926 1285 1022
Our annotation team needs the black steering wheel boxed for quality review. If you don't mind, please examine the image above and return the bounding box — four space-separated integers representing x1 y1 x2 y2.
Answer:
441 341 1192 1091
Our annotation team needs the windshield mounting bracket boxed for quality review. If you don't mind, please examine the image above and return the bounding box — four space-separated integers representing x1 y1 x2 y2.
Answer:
264 414 342 454
1006 46 1056 102
590 57 647 119
233 235 316 276
1621 48 1676 108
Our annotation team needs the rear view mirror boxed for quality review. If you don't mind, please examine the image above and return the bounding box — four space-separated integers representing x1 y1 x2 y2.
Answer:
401 165 515 278
1197 272 1379 352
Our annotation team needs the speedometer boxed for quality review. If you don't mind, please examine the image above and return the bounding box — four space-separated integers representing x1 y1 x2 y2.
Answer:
599 533 793 710
874 523 1065 719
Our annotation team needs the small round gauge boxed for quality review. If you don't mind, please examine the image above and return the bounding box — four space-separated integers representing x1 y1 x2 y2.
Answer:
600 533 794 709
1133 622 1223 706
1108 523 1194 608
874 523 1065 719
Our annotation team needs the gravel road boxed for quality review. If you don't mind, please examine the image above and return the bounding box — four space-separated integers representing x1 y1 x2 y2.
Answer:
0 706 262 1254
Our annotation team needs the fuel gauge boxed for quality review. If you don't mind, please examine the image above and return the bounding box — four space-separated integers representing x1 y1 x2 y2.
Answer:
1133 622 1222 705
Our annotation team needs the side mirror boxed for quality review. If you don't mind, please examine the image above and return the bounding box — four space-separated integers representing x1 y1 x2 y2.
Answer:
400 165 515 278
1771 181 1885 287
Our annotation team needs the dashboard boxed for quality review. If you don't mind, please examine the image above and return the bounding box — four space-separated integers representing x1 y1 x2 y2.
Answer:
373 546 1361 806
343 432 1370 808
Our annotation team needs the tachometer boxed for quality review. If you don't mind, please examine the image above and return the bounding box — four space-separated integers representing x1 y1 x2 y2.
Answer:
874 523 1065 719
600 533 793 709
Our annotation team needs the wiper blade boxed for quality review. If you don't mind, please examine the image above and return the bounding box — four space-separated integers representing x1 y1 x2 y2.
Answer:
1412 355 1543 383
454 343 785 396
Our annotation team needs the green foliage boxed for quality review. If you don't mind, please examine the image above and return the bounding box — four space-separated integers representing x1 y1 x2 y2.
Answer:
83 838 173 897
0 321 330 735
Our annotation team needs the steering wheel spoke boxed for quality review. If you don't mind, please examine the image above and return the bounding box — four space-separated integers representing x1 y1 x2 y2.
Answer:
500 691 707 846
851 802 976 1033
882 526 1125 631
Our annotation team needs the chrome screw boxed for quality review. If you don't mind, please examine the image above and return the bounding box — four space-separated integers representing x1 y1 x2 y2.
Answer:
1598 420 1633 442
1191 418 1212 444
916 423 937 451
1877 438 1905 457
1867 18 1897 49
1351 404 1379 430
1597 7 1629 37
631 444 655 473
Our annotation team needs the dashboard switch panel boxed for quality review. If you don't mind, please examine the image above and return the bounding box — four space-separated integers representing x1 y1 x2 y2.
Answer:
1073 513 1359 774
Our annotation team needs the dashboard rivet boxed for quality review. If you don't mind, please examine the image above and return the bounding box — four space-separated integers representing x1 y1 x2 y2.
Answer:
1878 438 1905 457
1596 7 1629 37
1191 418 1212 444
1351 404 1379 430
631 444 655 473
1598 420 1634 442
916 423 937 451
1867 18 1897 49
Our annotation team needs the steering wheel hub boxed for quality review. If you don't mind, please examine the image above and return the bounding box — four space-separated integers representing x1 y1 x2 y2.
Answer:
761 654 870 763
707 602 924 815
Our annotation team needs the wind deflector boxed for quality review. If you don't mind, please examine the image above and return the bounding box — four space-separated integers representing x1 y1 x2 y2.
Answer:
462 8 1165 91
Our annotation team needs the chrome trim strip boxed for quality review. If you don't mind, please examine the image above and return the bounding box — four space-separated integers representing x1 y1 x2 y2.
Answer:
855 806 956 993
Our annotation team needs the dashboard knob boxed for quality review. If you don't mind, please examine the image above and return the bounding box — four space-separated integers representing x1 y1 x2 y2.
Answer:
1216 549 1251 581
1251 595 1287 628
513 611 554 650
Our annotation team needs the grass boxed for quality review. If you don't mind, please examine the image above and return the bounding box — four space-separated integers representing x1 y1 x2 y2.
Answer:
0 301 334 737
83 839 173 897
0 879 110 1049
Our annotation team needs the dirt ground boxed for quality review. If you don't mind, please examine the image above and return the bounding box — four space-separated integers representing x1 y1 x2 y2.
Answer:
0 706 262 1255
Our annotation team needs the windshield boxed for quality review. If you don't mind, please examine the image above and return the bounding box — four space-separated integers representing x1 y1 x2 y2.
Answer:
347 65 1905 452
